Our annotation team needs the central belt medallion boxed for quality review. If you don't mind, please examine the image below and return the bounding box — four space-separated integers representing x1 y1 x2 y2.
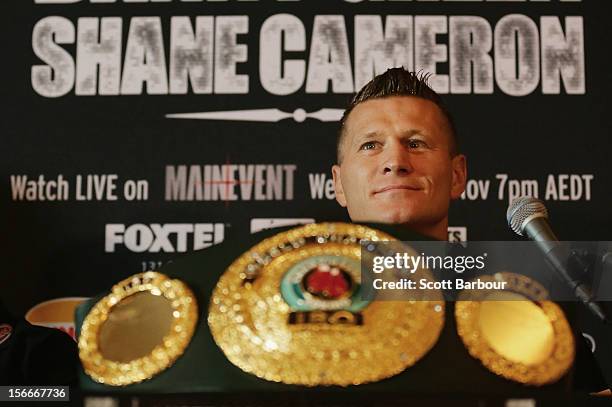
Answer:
208 223 444 386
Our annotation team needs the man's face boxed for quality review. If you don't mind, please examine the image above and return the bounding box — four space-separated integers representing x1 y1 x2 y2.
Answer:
332 96 467 237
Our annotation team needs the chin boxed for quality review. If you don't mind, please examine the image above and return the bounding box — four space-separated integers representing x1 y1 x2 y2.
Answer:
382 211 416 225
362 206 421 225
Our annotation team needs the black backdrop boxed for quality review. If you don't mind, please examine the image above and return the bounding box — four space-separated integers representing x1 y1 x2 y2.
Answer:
1 0 611 386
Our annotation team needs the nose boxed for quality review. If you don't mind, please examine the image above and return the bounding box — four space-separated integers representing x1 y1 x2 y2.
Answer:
382 141 413 176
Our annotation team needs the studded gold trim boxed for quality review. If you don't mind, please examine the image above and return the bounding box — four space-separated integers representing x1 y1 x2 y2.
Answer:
208 222 445 386
455 272 575 386
78 272 198 386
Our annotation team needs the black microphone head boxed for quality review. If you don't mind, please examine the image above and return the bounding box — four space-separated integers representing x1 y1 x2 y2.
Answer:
506 196 548 236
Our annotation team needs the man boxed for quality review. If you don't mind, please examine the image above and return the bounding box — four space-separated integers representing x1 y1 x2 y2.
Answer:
331 67 609 394
332 68 466 241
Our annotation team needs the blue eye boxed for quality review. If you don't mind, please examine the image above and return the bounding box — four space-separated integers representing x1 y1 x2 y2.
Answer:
360 141 376 150
408 139 426 149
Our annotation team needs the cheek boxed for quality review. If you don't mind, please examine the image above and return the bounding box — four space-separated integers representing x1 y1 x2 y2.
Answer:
421 160 453 192
341 176 361 205
341 163 368 197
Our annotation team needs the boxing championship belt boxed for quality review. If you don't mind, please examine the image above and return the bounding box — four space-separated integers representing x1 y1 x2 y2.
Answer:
76 222 587 395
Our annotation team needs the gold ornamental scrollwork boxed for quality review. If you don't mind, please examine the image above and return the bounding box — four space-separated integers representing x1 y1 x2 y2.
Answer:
208 222 445 386
455 272 575 386
78 271 198 386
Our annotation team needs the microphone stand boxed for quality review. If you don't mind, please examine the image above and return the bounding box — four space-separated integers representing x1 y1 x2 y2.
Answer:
565 247 612 325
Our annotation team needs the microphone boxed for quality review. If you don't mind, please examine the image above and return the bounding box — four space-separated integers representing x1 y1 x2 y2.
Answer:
506 196 609 324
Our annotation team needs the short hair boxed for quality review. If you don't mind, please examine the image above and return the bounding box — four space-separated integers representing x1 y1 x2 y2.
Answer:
337 68 458 163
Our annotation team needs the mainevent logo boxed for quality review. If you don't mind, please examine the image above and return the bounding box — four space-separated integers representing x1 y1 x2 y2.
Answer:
105 223 224 253
165 164 296 201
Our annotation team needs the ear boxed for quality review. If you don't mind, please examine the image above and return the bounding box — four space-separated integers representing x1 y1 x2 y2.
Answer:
450 154 467 200
332 164 347 207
